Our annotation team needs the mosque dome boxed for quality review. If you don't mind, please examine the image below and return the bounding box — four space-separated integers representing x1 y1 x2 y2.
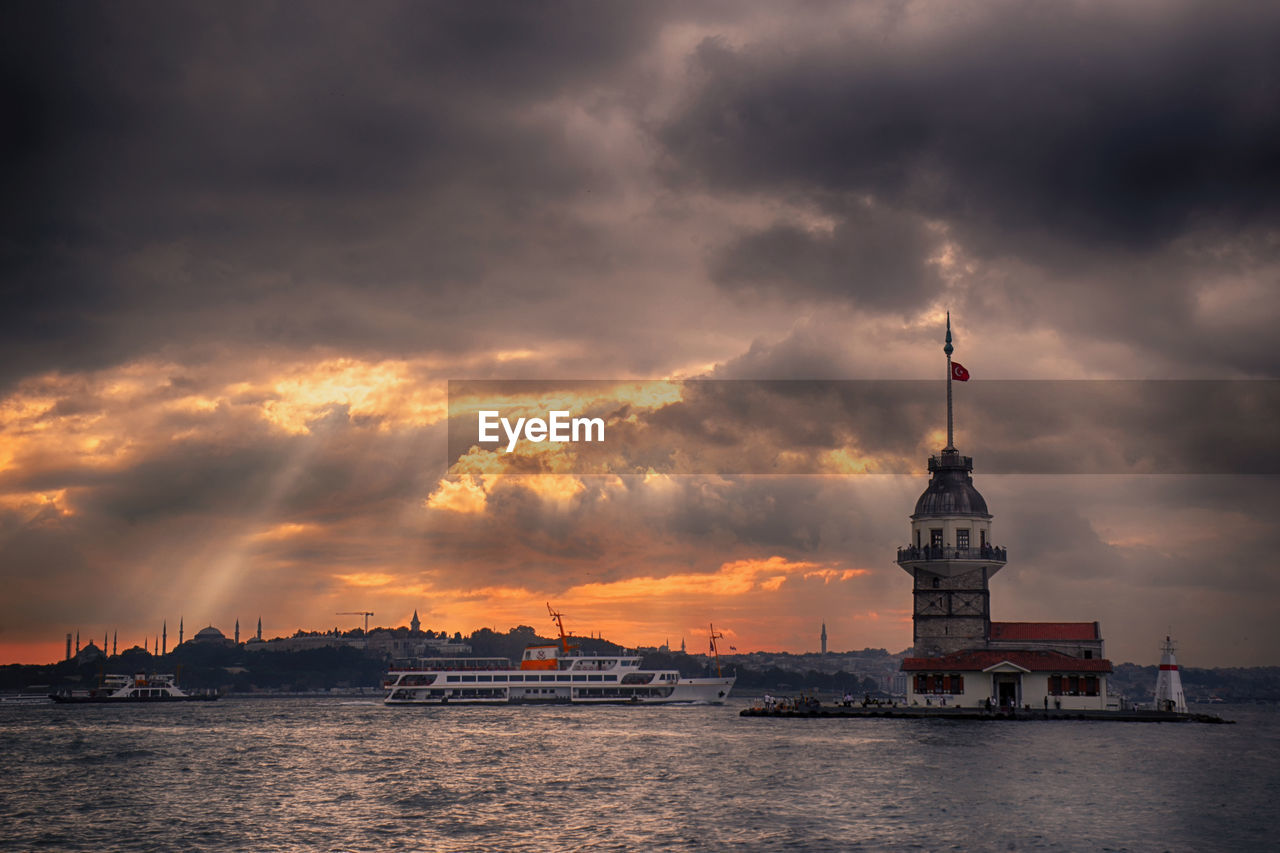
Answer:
194 626 226 642
912 451 990 518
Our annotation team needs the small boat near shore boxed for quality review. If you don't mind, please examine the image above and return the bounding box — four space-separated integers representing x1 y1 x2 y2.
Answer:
50 672 218 704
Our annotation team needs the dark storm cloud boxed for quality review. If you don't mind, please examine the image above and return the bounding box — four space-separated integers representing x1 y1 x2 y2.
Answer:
709 202 944 310
662 3 1280 253
0 1 680 385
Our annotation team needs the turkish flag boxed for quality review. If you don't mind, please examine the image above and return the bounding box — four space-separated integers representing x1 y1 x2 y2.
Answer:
951 362 970 381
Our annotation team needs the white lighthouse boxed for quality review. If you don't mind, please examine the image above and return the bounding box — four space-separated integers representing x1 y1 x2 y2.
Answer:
1153 636 1187 713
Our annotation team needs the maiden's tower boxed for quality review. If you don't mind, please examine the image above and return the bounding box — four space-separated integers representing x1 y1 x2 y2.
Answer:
898 316 1114 710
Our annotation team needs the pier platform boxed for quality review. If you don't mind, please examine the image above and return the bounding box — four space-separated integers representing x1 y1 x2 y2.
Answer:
739 705 1233 723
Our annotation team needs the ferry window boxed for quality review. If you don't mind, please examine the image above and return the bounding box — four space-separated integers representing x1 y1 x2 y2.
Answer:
461 675 476 683
541 675 556 682
509 675 522 682
573 675 587 682
956 529 969 550
589 675 602 682
477 675 491 682
605 675 617 682
447 675 459 683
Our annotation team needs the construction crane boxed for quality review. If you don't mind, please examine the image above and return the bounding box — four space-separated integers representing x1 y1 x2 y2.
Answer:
336 611 374 634
546 602 579 656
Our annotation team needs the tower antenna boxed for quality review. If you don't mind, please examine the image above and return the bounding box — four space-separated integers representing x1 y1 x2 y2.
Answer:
945 311 955 451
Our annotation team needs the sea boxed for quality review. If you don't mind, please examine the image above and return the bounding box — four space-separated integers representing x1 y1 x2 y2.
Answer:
1 698 1276 852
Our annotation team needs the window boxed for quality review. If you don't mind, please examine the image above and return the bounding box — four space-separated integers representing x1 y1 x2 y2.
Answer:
573 675 587 682
1084 650 1093 659
461 675 476 683
932 577 940 589
1084 676 1099 696
980 530 987 547
931 529 943 548
446 675 460 683
915 673 964 694
957 529 969 549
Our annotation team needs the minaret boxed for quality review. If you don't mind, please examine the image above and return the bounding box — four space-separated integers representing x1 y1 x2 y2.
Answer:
821 622 828 655
179 617 184 646
257 617 263 641
113 631 117 656
410 609 421 633
235 619 240 644
75 630 80 654
145 637 149 654
896 315 1007 657
66 633 72 661
1154 636 1187 713
162 621 167 655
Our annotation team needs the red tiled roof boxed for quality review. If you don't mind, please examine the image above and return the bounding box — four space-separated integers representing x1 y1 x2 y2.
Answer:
902 649 1113 673
989 621 1099 642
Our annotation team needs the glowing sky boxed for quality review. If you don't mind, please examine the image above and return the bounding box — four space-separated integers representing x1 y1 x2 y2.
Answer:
2 1 1278 665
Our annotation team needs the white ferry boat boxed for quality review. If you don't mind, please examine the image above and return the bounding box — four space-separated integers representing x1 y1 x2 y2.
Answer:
49 672 218 703
384 608 735 706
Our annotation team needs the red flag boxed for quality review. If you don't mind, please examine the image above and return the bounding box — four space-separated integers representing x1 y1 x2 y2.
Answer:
951 362 970 381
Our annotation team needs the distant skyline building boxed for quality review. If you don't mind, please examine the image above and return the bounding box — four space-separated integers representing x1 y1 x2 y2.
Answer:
410 610 421 633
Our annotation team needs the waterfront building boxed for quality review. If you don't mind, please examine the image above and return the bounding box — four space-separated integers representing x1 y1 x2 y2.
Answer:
898 316 1113 710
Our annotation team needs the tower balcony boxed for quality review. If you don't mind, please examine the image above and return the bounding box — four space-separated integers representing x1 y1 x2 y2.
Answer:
896 544 1007 566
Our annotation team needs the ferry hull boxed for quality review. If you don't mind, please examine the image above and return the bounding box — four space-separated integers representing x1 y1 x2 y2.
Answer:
385 677 736 706
49 693 219 704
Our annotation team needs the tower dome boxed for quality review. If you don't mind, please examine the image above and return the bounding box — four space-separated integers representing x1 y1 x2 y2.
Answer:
194 625 226 642
912 451 990 519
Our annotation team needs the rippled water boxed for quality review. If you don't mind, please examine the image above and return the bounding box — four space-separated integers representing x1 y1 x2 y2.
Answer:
0 698 1275 851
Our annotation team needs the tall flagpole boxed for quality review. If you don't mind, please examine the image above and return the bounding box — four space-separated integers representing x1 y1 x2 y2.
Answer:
944 311 954 451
